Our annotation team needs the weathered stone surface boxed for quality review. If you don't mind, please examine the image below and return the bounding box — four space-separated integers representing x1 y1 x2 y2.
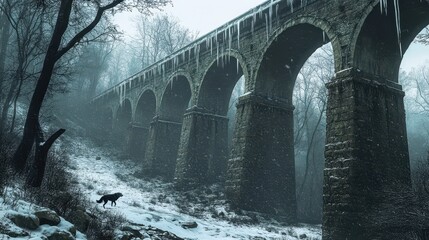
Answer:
144 118 183 179
225 94 296 220
174 107 229 189
35 210 61 226
8 213 40 230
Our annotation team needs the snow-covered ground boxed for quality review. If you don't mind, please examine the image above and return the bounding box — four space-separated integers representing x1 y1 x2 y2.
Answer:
66 136 321 240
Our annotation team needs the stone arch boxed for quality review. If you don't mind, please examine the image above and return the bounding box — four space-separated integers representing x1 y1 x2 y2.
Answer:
197 50 247 116
143 73 193 179
159 72 193 122
255 16 341 79
135 89 156 127
254 19 338 102
352 0 429 82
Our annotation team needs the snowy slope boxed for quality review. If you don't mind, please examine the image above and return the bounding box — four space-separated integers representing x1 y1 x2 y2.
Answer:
67 137 321 240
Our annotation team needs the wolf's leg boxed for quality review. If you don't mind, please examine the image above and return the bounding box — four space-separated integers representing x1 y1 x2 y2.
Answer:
103 201 107 208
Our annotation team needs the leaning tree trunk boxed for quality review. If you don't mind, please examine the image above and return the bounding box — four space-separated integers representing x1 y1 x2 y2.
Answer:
11 0 73 172
26 121 65 187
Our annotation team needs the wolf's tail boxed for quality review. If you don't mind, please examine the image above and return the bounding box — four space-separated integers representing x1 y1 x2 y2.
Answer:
96 198 102 203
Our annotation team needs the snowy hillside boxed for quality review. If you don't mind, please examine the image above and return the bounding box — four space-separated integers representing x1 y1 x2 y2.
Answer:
66 136 321 240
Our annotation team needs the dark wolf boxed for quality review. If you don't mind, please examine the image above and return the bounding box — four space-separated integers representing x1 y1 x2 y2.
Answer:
96 192 123 208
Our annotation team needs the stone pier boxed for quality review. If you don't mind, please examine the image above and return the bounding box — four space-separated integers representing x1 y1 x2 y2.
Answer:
143 117 183 179
323 69 411 240
174 106 229 189
225 93 296 220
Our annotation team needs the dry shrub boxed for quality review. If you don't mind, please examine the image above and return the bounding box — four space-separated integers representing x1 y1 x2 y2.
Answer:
86 210 126 240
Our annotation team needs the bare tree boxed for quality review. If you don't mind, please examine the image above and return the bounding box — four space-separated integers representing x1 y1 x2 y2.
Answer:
416 26 429 45
131 14 197 69
294 44 334 221
0 0 46 135
76 41 114 100
12 0 170 188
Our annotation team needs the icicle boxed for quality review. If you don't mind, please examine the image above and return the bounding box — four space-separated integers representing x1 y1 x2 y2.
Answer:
265 13 269 41
237 20 241 49
380 0 388 15
210 35 213 55
236 59 240 74
288 0 294 12
216 44 220 67
269 0 273 33
276 4 279 18
228 26 232 61
393 0 402 57
323 31 326 43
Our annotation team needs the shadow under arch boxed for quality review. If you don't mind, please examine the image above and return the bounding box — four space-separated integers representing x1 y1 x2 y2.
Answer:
130 90 156 162
197 51 247 116
135 89 156 127
352 0 429 82
114 99 132 150
226 21 337 221
174 52 246 188
144 73 193 179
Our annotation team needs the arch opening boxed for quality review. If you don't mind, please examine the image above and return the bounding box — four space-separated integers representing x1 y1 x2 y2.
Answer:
354 0 429 82
145 75 192 178
131 90 156 161
236 22 333 219
256 23 330 102
195 55 245 182
135 90 156 127
160 76 192 122
198 57 244 116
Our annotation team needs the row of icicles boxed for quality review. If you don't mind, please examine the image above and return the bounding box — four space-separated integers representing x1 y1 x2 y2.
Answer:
98 0 408 106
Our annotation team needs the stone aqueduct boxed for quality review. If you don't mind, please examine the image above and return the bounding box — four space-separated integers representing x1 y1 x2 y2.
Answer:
91 0 429 239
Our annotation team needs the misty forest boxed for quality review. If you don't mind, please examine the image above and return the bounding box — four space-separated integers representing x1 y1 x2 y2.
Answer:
0 0 429 239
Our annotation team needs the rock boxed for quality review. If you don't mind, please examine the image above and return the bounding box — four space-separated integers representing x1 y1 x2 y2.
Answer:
96 156 101 160
0 221 29 237
66 209 91 232
299 233 308 239
44 229 74 240
8 213 40 230
35 210 61 226
121 225 143 238
180 221 198 229
66 225 76 237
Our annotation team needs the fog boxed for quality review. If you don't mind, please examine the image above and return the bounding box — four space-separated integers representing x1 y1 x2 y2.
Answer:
0 0 429 239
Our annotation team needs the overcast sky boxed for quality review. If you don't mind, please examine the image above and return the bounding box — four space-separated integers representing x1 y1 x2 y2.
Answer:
114 0 428 71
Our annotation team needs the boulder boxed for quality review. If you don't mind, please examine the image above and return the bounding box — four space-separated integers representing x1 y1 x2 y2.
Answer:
121 225 143 238
8 213 40 230
67 209 91 232
0 221 29 237
299 233 308 239
44 229 74 240
180 221 198 229
66 225 77 237
35 210 61 226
